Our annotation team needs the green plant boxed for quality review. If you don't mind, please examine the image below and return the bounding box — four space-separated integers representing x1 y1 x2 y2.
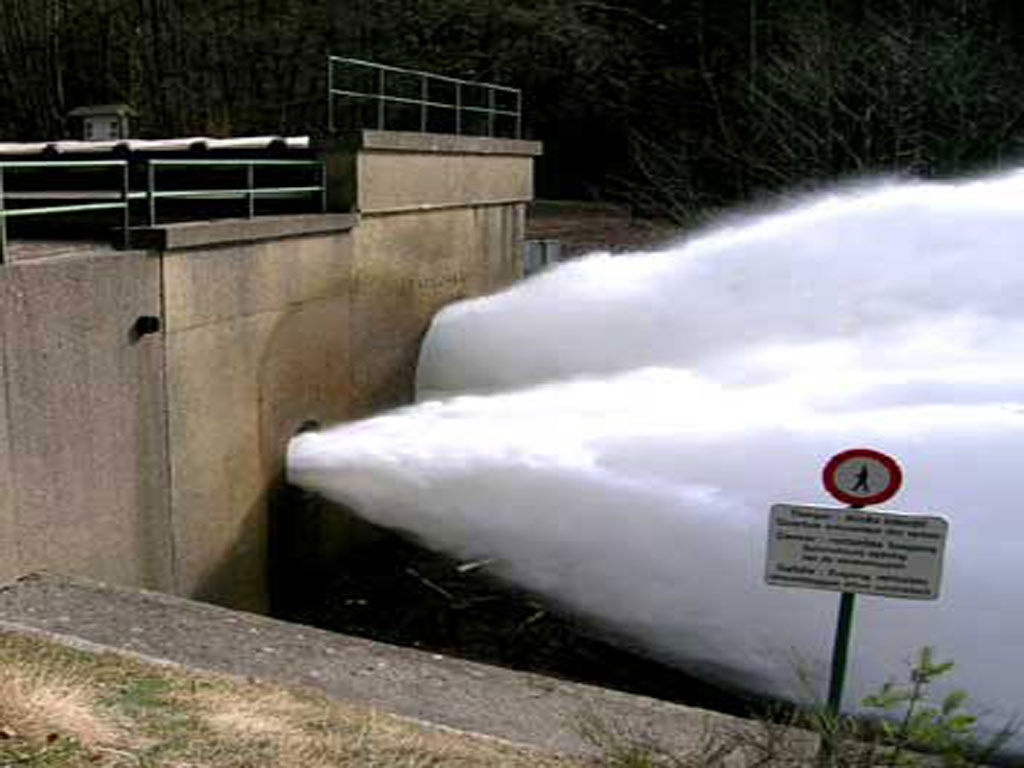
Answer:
858 646 1017 767
577 647 1019 768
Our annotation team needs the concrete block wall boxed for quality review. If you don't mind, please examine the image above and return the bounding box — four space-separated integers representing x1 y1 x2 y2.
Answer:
0 131 541 612
0 250 173 591
336 131 537 414
159 217 357 611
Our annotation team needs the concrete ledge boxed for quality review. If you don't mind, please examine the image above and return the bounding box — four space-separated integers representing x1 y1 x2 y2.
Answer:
327 130 542 157
359 198 532 217
133 213 358 251
0 572 750 758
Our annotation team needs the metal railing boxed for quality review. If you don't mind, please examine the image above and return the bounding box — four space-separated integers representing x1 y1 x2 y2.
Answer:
328 56 522 139
144 158 327 227
0 157 328 261
0 160 129 264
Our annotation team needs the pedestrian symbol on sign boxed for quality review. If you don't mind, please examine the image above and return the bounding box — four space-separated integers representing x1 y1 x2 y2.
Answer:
851 465 870 493
822 448 902 507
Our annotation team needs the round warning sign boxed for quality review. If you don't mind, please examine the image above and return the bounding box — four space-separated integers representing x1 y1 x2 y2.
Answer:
822 448 902 507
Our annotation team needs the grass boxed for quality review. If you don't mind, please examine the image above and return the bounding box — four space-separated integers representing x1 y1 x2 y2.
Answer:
0 630 586 767
9 615 1010 768
575 703 820 768
578 648 1021 768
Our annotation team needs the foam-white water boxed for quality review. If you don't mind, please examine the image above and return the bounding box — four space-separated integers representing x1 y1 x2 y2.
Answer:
288 173 1024 747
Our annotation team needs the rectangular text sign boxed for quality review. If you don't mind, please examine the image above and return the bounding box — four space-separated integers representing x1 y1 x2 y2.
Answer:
766 504 948 600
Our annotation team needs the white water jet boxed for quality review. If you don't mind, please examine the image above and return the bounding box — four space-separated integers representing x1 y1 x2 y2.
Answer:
289 171 1024 749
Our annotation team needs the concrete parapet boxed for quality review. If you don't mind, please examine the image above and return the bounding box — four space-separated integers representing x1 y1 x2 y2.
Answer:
353 130 544 157
326 131 540 215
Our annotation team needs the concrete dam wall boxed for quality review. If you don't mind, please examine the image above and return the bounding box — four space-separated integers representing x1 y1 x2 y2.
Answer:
0 131 541 612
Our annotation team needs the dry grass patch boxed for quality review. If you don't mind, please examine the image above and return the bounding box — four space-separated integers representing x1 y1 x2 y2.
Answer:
0 660 120 746
183 674 576 767
0 634 128 765
0 630 587 766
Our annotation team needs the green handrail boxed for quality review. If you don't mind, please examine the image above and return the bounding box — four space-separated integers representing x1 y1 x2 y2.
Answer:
144 158 327 226
328 56 522 138
0 157 329 262
0 160 129 264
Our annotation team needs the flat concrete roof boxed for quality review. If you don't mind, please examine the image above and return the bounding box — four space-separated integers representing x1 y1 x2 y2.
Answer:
0 136 311 157
0 131 544 159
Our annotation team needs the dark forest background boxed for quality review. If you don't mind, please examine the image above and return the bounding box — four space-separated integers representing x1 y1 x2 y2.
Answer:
3 0 1024 220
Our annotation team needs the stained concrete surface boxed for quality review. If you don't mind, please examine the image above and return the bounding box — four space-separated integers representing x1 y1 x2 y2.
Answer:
161 230 355 334
162 231 355 610
349 205 524 416
0 573 749 758
0 202 526 614
357 152 534 213
0 280 14 575
325 130 539 215
161 138 534 611
0 250 173 591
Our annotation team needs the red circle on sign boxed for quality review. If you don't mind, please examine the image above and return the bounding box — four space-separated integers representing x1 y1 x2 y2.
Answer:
823 448 902 507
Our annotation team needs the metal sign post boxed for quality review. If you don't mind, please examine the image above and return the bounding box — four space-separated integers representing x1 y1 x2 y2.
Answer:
826 555 857 719
766 446 950 749
820 448 903 719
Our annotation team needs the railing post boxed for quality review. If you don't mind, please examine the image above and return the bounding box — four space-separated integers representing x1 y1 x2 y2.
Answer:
377 69 386 130
488 87 496 138
120 162 130 249
515 90 522 139
455 82 462 135
246 163 256 219
327 57 335 134
421 74 429 133
146 161 157 227
0 167 7 265
320 161 328 213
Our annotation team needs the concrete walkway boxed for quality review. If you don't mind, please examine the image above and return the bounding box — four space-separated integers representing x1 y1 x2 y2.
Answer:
0 572 746 758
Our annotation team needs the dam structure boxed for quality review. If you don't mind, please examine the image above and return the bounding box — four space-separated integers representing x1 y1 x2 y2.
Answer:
0 127 542 613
